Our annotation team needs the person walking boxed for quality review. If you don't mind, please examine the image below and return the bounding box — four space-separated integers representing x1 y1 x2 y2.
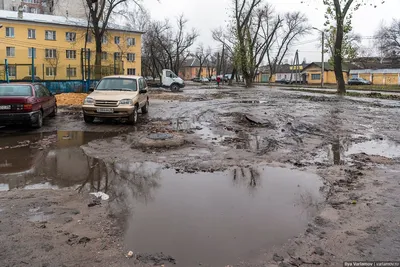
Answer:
216 76 221 88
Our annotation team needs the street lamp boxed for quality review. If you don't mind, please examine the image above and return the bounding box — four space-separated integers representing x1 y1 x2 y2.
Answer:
313 27 325 88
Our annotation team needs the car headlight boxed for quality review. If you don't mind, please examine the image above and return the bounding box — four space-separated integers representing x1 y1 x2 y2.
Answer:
84 97 95 104
119 99 133 105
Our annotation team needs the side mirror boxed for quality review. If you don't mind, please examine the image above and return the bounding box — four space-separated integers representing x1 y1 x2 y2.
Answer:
140 89 148 94
89 87 95 92
169 74 173 78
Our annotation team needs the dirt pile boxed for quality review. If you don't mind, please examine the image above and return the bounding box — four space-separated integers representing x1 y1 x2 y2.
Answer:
56 93 88 106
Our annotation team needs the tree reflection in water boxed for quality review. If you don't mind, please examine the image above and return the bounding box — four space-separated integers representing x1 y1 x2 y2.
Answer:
76 158 162 220
232 167 261 195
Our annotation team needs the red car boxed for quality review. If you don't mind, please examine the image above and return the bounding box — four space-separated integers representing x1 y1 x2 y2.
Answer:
0 83 57 128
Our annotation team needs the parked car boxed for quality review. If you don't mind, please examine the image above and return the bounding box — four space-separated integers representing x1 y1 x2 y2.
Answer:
348 77 372 85
275 79 290 84
0 83 57 128
82 75 149 125
200 77 210 83
210 75 217 81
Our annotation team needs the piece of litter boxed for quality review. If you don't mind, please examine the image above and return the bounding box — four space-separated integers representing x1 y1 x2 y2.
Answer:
126 251 134 258
90 192 110 200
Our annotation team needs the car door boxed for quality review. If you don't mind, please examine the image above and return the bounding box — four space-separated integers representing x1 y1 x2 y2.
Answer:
138 78 146 107
33 84 46 112
41 85 55 115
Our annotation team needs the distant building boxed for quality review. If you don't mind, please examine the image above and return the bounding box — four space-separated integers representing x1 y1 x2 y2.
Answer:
0 0 86 18
302 62 349 85
179 57 216 80
349 57 400 85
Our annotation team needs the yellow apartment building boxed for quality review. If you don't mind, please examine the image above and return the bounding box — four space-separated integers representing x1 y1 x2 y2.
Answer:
0 9 143 80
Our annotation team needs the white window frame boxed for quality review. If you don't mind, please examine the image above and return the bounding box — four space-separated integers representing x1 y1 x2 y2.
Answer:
67 67 77 77
114 36 120 44
86 33 92 43
127 53 136 62
29 66 37 76
45 30 56 40
127 68 136 75
101 35 107 44
101 52 108 60
46 67 57 77
6 27 14 38
28 48 36 58
8 65 16 77
66 32 76 42
6 47 15 57
311 74 321 80
45 49 57 58
28 29 36 39
127 38 136 46
66 50 76 59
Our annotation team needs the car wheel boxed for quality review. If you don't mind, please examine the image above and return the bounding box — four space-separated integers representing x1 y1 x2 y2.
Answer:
127 106 138 125
84 114 95 123
171 84 180 92
32 111 43 129
141 100 149 114
49 105 57 117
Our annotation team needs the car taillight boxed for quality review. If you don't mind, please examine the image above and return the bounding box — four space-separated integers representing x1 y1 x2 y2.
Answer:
23 104 33 111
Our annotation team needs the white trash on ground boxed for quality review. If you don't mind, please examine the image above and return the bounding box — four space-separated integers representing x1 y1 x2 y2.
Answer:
90 192 110 200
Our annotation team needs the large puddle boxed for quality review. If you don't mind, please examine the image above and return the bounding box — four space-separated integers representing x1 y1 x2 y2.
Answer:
0 131 323 266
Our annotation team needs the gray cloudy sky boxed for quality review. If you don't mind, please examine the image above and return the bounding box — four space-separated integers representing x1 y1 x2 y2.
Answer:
143 0 400 62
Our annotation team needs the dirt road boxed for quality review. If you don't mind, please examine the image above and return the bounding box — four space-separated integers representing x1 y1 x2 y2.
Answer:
1 86 400 266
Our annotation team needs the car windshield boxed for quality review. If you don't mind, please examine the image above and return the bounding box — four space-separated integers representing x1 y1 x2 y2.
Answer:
96 78 137 91
0 85 32 96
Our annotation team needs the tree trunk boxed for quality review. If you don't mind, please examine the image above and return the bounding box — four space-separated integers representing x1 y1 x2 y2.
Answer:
334 18 346 94
95 38 102 80
198 65 203 77
229 68 236 86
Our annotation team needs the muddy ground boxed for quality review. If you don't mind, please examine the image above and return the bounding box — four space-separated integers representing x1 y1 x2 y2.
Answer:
1 86 400 267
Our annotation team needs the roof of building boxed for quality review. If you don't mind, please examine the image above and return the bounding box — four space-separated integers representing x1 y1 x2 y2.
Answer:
0 10 144 34
350 57 400 70
303 62 351 72
182 58 201 68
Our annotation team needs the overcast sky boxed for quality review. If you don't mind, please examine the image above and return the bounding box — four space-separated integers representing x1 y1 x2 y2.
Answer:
143 0 400 62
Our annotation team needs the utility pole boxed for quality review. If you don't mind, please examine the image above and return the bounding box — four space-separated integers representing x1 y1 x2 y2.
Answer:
313 27 325 88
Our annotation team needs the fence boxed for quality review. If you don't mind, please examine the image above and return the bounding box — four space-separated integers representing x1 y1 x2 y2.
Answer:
0 61 124 93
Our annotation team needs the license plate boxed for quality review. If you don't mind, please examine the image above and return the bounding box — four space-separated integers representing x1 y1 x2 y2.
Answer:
0 105 11 110
97 108 114 113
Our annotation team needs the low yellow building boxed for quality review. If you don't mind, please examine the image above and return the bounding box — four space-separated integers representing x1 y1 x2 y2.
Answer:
0 10 143 80
350 69 400 85
302 62 349 85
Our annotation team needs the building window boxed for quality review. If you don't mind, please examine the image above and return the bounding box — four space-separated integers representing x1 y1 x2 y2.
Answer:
127 38 136 46
101 52 108 60
86 33 92 43
127 53 136 62
114 36 120 44
101 35 107 44
311 74 321 80
66 32 76 42
45 49 57 58
6 47 15 57
28 29 36 39
67 67 77 77
30 7 37 13
29 66 37 76
46 67 57 76
85 50 91 59
114 52 121 60
8 65 16 77
45 30 56 40
28 48 36 58
127 68 136 75
66 50 76 59
6 27 14 37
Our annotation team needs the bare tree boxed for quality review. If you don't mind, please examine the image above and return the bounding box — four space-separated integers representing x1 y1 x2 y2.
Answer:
194 44 211 77
266 11 310 82
375 19 400 57
84 0 136 79
45 50 61 80
143 15 198 77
